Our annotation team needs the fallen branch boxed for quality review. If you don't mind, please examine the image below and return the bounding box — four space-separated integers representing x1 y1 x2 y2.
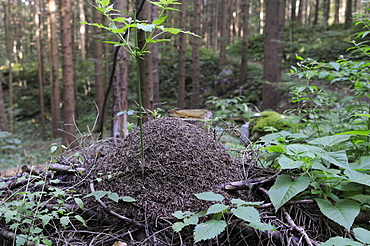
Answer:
89 181 144 227
282 207 316 246
49 164 85 173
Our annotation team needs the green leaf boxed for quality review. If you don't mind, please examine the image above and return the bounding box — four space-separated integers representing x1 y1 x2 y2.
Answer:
308 135 351 147
206 204 229 215
172 222 188 232
101 0 109 6
153 15 168 25
75 215 87 227
184 216 199 225
329 62 340 71
231 206 260 223
194 192 224 202
74 198 84 210
349 156 370 170
163 27 182 34
347 194 370 204
320 236 363 246
41 214 53 226
137 23 156 32
315 198 360 230
268 175 311 211
121 196 136 202
194 219 227 243
60 216 71 227
315 150 349 169
285 144 310 156
231 199 264 207
353 227 370 244
108 192 120 202
84 190 107 200
278 156 304 169
336 130 370 136
344 169 370 187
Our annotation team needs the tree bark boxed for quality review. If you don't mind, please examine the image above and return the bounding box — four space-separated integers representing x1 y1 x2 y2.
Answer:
240 0 250 86
3 0 14 132
93 8 105 131
78 0 86 60
313 0 320 25
136 0 154 116
345 0 353 29
0 72 9 131
112 0 129 140
191 0 201 109
219 0 228 66
35 0 46 140
48 0 62 138
322 0 331 28
262 0 285 112
60 0 77 147
177 0 186 109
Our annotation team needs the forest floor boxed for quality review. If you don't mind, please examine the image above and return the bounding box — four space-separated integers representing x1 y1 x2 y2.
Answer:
0 117 340 245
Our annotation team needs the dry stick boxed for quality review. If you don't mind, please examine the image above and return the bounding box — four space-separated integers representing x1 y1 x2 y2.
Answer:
89 181 144 227
282 207 314 246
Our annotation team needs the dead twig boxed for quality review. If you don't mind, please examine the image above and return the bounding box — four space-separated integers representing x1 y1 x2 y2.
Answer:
89 181 144 227
282 207 314 246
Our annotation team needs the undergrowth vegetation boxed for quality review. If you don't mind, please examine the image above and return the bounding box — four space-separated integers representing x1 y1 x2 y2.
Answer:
1 1 370 245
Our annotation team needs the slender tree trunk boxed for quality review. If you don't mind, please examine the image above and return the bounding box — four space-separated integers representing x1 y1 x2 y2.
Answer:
60 0 77 147
0 72 9 131
297 0 304 25
259 0 264 34
78 0 86 60
345 0 353 29
112 0 129 139
93 8 105 131
334 0 340 24
191 0 201 109
3 0 14 132
48 0 62 138
151 4 160 108
322 0 330 28
262 0 285 112
35 0 46 140
177 0 186 109
240 0 250 86
313 0 320 25
219 0 228 66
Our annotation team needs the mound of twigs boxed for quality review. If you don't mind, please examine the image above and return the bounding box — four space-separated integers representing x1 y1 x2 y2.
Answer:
0 117 338 245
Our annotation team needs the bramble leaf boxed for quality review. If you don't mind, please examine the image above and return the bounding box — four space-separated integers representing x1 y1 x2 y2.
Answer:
206 204 229 215
320 236 362 246
308 135 351 147
353 227 370 244
194 220 227 243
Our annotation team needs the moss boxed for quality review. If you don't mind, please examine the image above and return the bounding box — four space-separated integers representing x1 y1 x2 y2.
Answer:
250 111 291 139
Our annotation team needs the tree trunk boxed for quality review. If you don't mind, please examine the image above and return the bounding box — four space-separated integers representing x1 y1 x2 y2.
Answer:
93 8 105 131
60 0 77 147
4 0 14 132
35 0 46 140
334 0 340 24
78 0 86 60
137 0 154 116
191 0 201 109
48 0 62 138
177 0 187 109
313 0 320 25
240 0 250 86
345 0 353 29
262 0 285 112
219 0 228 66
112 0 129 140
0 72 9 131
322 0 330 28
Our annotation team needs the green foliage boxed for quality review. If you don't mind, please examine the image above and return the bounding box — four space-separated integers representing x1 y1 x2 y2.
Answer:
257 5 370 242
249 111 291 141
0 173 86 246
172 191 275 243
206 96 254 119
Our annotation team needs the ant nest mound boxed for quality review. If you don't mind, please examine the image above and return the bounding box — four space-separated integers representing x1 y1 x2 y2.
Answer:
85 117 246 222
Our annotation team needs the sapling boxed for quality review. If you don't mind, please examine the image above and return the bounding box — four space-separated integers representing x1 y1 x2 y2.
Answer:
82 0 199 179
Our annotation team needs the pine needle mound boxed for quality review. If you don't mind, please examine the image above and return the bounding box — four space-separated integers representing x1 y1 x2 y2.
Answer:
89 117 245 221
